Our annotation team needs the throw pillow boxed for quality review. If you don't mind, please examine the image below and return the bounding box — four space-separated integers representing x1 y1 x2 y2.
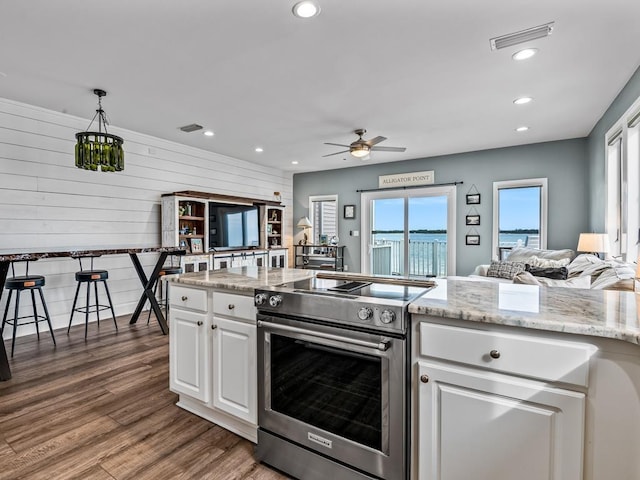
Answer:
512 271 541 285
486 260 526 280
525 265 569 280
507 247 575 263
527 255 571 268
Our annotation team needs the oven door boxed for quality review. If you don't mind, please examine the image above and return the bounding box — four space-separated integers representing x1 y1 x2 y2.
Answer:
257 313 406 480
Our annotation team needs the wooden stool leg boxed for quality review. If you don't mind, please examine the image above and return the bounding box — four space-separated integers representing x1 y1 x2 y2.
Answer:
68 281 81 334
31 289 40 340
38 288 56 346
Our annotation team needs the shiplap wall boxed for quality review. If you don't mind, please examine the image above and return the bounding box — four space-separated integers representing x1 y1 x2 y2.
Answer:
0 97 293 339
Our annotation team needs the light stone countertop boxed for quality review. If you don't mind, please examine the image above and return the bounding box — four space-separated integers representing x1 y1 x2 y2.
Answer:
409 278 640 346
163 266 316 295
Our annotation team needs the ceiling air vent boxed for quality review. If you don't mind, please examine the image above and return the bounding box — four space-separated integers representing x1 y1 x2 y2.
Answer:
490 22 554 51
179 123 203 133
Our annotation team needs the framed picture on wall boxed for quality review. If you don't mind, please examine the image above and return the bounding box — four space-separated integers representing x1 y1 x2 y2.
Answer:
466 193 481 205
344 205 356 219
465 214 480 226
465 235 480 246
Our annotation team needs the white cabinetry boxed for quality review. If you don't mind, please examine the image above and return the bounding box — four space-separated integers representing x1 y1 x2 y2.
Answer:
413 320 591 480
268 248 288 268
169 284 258 442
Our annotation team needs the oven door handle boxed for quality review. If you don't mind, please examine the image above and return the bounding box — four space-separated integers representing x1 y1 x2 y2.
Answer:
257 320 390 352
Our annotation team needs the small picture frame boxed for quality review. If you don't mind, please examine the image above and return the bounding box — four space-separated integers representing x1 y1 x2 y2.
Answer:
465 214 480 226
466 193 481 205
179 239 191 254
344 204 356 219
267 224 273 234
319 234 328 245
466 234 480 246
190 238 203 253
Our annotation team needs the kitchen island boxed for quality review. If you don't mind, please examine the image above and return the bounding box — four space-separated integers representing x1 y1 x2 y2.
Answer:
165 269 640 480
410 279 640 480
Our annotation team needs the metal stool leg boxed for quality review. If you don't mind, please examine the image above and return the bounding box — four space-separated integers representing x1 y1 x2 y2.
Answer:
38 288 56 346
84 281 90 339
31 289 40 340
11 291 20 357
68 281 81 333
146 280 161 325
94 281 100 326
102 280 117 331
2 289 13 333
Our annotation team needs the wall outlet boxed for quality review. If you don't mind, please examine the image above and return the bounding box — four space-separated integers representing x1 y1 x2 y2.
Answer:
344 264 348 271
350 230 359 237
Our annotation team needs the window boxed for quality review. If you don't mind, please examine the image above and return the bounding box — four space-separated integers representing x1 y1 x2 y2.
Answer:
492 178 548 259
606 97 640 262
308 195 337 244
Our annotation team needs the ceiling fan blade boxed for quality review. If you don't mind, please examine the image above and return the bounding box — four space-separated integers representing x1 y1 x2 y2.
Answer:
370 146 407 152
322 150 350 157
365 136 387 146
324 142 350 148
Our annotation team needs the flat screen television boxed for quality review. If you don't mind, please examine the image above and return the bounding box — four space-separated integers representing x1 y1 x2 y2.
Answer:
209 202 260 250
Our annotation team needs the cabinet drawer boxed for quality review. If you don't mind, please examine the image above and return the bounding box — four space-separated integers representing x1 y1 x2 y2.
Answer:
213 291 256 321
170 285 208 312
419 322 594 387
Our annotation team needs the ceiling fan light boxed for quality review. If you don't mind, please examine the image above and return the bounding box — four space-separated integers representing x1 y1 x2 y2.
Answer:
350 144 370 158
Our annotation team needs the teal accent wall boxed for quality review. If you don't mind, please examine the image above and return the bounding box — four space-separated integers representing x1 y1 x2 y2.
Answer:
294 138 589 275
587 65 640 230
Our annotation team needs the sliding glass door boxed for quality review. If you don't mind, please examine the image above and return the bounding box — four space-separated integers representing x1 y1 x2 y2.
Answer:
361 186 456 277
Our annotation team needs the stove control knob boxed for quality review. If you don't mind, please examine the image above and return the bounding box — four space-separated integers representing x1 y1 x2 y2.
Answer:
357 307 373 321
380 309 396 324
254 293 268 306
269 295 283 307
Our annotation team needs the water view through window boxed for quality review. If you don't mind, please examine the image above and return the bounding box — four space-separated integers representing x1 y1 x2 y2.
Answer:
498 186 541 249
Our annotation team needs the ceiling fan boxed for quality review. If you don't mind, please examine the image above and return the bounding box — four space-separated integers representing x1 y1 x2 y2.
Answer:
323 129 407 158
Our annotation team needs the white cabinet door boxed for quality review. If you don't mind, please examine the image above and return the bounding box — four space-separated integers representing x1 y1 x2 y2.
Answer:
417 361 585 480
211 316 257 424
169 308 209 402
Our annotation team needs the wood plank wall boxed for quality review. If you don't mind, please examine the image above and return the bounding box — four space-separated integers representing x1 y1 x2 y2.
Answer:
0 98 293 338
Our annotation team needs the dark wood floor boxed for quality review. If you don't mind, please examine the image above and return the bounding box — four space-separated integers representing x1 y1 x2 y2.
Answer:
0 316 290 480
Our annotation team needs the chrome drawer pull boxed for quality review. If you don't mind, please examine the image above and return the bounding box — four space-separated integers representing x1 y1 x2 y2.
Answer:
489 349 501 359
228 304 235 310
420 374 430 383
181 296 188 301
197 320 203 326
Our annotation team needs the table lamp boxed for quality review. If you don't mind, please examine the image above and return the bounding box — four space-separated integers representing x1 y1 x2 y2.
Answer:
577 233 609 259
297 216 312 245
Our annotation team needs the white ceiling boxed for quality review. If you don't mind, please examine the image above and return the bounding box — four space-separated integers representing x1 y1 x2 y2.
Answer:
2 0 640 173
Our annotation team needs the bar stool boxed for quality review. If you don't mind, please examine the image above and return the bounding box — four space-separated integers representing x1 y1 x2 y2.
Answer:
1 260 56 357
147 258 182 324
67 255 117 338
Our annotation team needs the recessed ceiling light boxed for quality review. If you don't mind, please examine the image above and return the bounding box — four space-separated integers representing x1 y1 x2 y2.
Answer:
516 126 529 132
255 147 264 153
292 1 320 18
203 130 214 137
291 161 299 165
513 96 533 105
512 48 538 61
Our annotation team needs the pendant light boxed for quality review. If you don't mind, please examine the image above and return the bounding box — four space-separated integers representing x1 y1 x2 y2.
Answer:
75 89 124 172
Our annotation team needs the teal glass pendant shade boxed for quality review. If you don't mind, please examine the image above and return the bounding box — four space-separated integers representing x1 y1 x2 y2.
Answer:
75 89 124 172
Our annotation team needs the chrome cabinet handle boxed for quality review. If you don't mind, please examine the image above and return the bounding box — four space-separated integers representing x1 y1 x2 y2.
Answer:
420 374 429 383
489 349 501 359
211 324 217 330
181 296 188 301
197 320 203 326
228 304 235 310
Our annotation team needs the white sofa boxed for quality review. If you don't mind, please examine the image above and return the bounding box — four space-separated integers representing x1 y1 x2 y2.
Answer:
471 247 635 291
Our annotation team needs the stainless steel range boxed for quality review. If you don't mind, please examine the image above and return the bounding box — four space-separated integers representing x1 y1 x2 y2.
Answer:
254 276 430 480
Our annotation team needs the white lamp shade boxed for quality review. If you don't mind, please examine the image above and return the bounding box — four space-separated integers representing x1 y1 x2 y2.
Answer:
577 233 610 253
297 216 312 228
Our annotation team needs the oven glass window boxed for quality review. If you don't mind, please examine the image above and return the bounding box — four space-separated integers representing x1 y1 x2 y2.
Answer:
270 334 382 450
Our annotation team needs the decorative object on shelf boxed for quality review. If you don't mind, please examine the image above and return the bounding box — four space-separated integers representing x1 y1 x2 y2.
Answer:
179 239 191 253
190 238 203 253
466 234 480 246
271 210 278 221
297 216 312 245
319 234 328 245
577 233 609 259
267 224 273 234
75 89 124 172
330 235 339 245
466 214 480 226
273 191 282 202
344 204 356 219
